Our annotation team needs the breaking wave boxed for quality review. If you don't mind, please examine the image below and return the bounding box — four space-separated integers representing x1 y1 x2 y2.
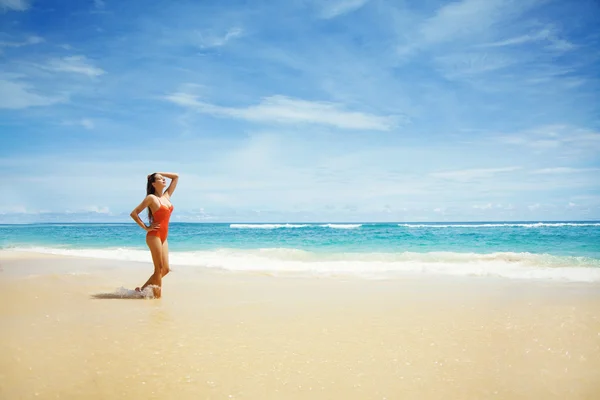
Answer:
398 223 600 228
7 247 600 283
230 223 362 229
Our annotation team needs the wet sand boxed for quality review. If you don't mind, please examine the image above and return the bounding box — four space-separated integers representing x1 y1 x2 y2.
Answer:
1 251 599 399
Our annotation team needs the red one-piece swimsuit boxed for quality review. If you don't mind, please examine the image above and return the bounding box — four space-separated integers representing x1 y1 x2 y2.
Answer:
146 196 174 243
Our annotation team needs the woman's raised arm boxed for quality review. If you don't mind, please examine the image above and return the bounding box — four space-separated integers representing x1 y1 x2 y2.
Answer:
159 172 179 197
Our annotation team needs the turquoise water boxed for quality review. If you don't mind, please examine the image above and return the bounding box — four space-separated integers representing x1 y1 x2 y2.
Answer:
1 222 599 281
1 222 599 256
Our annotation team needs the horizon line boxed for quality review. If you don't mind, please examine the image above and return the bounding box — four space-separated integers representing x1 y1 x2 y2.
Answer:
2 219 600 225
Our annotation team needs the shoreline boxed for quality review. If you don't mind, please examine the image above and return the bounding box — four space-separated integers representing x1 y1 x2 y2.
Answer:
2 247 600 284
1 252 599 399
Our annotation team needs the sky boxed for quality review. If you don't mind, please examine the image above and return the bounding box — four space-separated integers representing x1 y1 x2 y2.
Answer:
1 0 599 223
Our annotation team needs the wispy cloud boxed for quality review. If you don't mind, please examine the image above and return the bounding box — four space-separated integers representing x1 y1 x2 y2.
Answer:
472 203 514 210
166 92 396 130
318 0 369 19
398 0 542 54
2 205 27 214
0 0 29 12
0 78 63 109
81 205 109 214
531 167 600 174
94 0 105 10
395 0 575 91
62 119 95 130
546 38 576 52
0 35 43 48
419 0 507 44
430 167 521 181
45 56 105 77
483 29 553 47
480 26 575 51
434 52 516 78
497 125 600 152
196 27 243 48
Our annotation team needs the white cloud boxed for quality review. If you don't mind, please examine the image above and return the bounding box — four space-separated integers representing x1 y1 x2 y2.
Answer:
1 205 27 214
0 0 29 12
166 93 396 131
94 0 105 9
473 203 493 209
435 52 516 78
528 203 540 210
419 0 507 44
497 125 600 152
83 205 110 214
62 119 95 130
0 79 63 109
196 28 243 48
175 208 216 221
397 0 544 57
46 56 105 77
522 65 581 87
81 119 94 129
430 167 521 181
500 136 560 149
482 29 553 47
531 167 600 174
480 26 575 51
394 2 577 89
0 35 44 47
0 207 55 215
318 0 369 19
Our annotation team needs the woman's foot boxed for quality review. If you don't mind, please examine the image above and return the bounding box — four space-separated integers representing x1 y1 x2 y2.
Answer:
147 285 162 299
134 286 161 298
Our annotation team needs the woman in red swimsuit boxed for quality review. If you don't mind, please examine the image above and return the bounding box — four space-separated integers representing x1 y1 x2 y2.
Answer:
130 172 179 298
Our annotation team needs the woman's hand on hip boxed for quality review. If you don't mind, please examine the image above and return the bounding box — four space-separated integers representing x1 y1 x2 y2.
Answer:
145 222 160 232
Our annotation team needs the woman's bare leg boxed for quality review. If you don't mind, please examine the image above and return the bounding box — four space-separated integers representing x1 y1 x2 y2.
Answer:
161 240 170 277
140 235 164 298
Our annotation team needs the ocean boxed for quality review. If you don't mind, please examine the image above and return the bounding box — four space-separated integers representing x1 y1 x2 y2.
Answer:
1 222 599 282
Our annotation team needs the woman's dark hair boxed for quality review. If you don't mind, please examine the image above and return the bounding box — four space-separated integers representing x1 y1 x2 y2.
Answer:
146 173 157 223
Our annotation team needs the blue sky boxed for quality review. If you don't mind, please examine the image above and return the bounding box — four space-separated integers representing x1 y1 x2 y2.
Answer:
1 0 599 223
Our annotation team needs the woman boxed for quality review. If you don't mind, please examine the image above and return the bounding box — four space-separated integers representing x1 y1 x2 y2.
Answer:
130 172 179 298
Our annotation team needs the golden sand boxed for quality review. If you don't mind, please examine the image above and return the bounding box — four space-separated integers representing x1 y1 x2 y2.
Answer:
1 251 599 399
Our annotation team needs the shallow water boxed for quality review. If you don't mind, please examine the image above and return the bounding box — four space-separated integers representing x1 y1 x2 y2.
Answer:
1 222 600 282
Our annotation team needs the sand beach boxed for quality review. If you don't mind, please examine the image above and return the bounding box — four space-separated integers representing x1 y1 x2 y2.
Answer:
1 250 599 399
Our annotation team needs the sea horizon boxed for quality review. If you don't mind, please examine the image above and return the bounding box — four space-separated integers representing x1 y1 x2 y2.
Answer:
2 219 600 225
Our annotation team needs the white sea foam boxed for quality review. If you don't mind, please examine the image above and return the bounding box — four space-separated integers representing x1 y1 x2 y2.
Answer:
92 286 155 299
319 224 362 229
229 223 362 229
7 247 600 283
398 223 600 228
228 222 598 229
230 224 310 229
